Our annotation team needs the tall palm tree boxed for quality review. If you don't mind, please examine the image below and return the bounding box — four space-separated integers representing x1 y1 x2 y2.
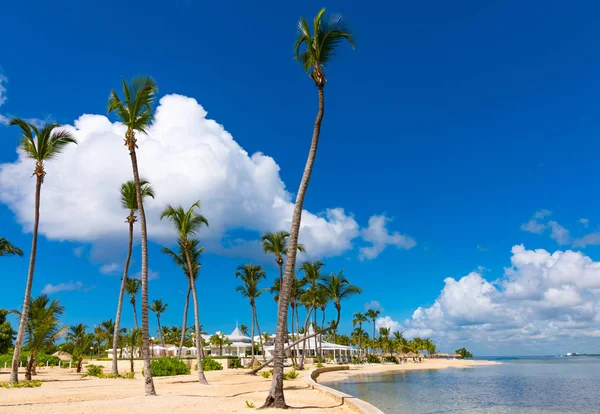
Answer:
125 328 142 373
67 324 94 373
160 201 209 385
260 231 305 288
379 327 392 356
352 312 368 358
321 271 362 327
366 308 381 355
15 295 66 380
161 240 203 359
108 76 158 395
8 119 77 384
239 324 249 337
125 277 141 329
0 237 23 257
263 9 354 408
112 180 154 374
235 263 267 361
150 300 168 346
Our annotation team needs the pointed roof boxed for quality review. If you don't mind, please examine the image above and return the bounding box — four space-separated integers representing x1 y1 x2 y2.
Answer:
228 325 251 342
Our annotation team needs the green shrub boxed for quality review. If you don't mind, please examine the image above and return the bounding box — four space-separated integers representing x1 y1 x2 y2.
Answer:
245 401 255 408
350 357 364 365
152 357 191 377
0 380 42 388
100 372 135 379
383 356 399 364
283 369 298 380
195 358 223 371
0 354 26 366
367 354 381 364
260 371 271 378
82 364 104 377
230 357 243 369
36 354 61 367
315 363 324 368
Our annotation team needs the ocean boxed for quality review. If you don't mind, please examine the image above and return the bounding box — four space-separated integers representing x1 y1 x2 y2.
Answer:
321 356 600 413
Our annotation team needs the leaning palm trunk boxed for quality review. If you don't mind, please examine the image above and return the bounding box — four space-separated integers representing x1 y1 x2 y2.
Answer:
127 133 155 395
10 174 42 383
320 309 325 361
112 217 134 375
254 306 265 362
297 307 314 370
183 247 208 384
177 286 191 359
251 307 255 361
262 86 325 408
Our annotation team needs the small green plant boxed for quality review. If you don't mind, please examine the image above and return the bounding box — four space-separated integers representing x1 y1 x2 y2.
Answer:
152 357 191 377
367 354 381 364
195 358 223 372
260 371 271 378
0 380 42 388
283 368 298 380
245 401 256 408
83 364 104 377
315 363 324 368
383 356 399 364
230 357 243 369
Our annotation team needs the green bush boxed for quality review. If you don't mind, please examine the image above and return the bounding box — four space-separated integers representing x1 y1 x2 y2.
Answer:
0 380 42 388
283 369 298 380
260 371 271 378
36 354 61 367
315 363 324 368
230 358 243 369
383 356 398 364
151 357 191 377
100 372 135 379
83 364 104 377
366 354 381 364
195 358 223 371
0 354 26 366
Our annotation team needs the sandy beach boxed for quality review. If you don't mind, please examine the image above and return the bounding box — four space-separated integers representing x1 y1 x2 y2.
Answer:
0 360 497 413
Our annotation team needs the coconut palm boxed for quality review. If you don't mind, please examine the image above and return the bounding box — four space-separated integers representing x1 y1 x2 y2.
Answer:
108 76 158 395
239 324 249 336
125 328 142 373
150 300 168 346
321 271 362 327
67 324 94 373
125 277 141 329
352 312 368 358
260 231 305 288
366 308 381 355
161 239 203 359
235 263 267 361
160 201 209 385
111 180 154 374
379 327 392 356
263 9 354 408
210 333 231 356
0 237 23 257
15 295 66 380
8 119 77 384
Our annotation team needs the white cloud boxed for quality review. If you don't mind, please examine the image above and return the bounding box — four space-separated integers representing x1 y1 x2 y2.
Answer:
400 245 600 347
579 218 589 228
364 300 383 312
573 232 600 248
520 209 551 234
548 221 570 245
41 281 93 295
0 94 408 260
134 269 160 281
0 72 7 107
73 246 84 258
476 245 488 252
99 263 120 275
375 316 402 333
359 215 415 260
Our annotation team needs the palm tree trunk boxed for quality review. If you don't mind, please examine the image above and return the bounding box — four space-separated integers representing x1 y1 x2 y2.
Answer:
297 307 313 370
313 309 318 360
127 141 155 395
262 86 325 409
290 305 296 367
178 286 191 359
372 320 376 356
251 305 255 361
132 300 139 330
183 243 208 385
254 305 265 362
10 175 42 384
320 308 325 361
157 316 164 346
112 219 134 375
295 305 300 365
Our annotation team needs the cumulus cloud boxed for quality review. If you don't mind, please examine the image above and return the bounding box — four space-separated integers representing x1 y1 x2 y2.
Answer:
375 316 402 333
41 281 93 295
364 300 383 312
99 263 120 275
401 245 600 347
0 94 408 261
579 218 589 228
573 232 600 248
359 215 415 260
520 209 551 234
548 221 570 245
134 269 160 281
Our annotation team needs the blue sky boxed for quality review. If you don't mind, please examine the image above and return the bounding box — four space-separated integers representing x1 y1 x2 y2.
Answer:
2 0 600 356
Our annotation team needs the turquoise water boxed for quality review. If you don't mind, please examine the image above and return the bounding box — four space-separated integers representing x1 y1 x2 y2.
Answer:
321 356 600 413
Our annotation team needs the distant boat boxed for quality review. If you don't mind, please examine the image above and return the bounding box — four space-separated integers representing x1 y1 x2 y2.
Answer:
566 352 578 357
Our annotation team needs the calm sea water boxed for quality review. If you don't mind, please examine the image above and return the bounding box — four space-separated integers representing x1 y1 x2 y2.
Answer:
321 356 600 413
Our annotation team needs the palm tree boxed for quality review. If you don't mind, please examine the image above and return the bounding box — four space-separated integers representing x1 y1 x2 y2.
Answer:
67 324 94 373
160 201 209 385
150 300 168 346
125 277 141 329
235 263 267 361
210 333 230 356
366 309 381 355
239 324 249 337
379 327 392 356
125 328 142 373
15 295 66 380
112 180 154 375
263 9 354 408
321 271 362 328
352 312 368 358
0 237 23 257
161 240 203 359
8 119 77 384
260 231 305 288
108 76 158 396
